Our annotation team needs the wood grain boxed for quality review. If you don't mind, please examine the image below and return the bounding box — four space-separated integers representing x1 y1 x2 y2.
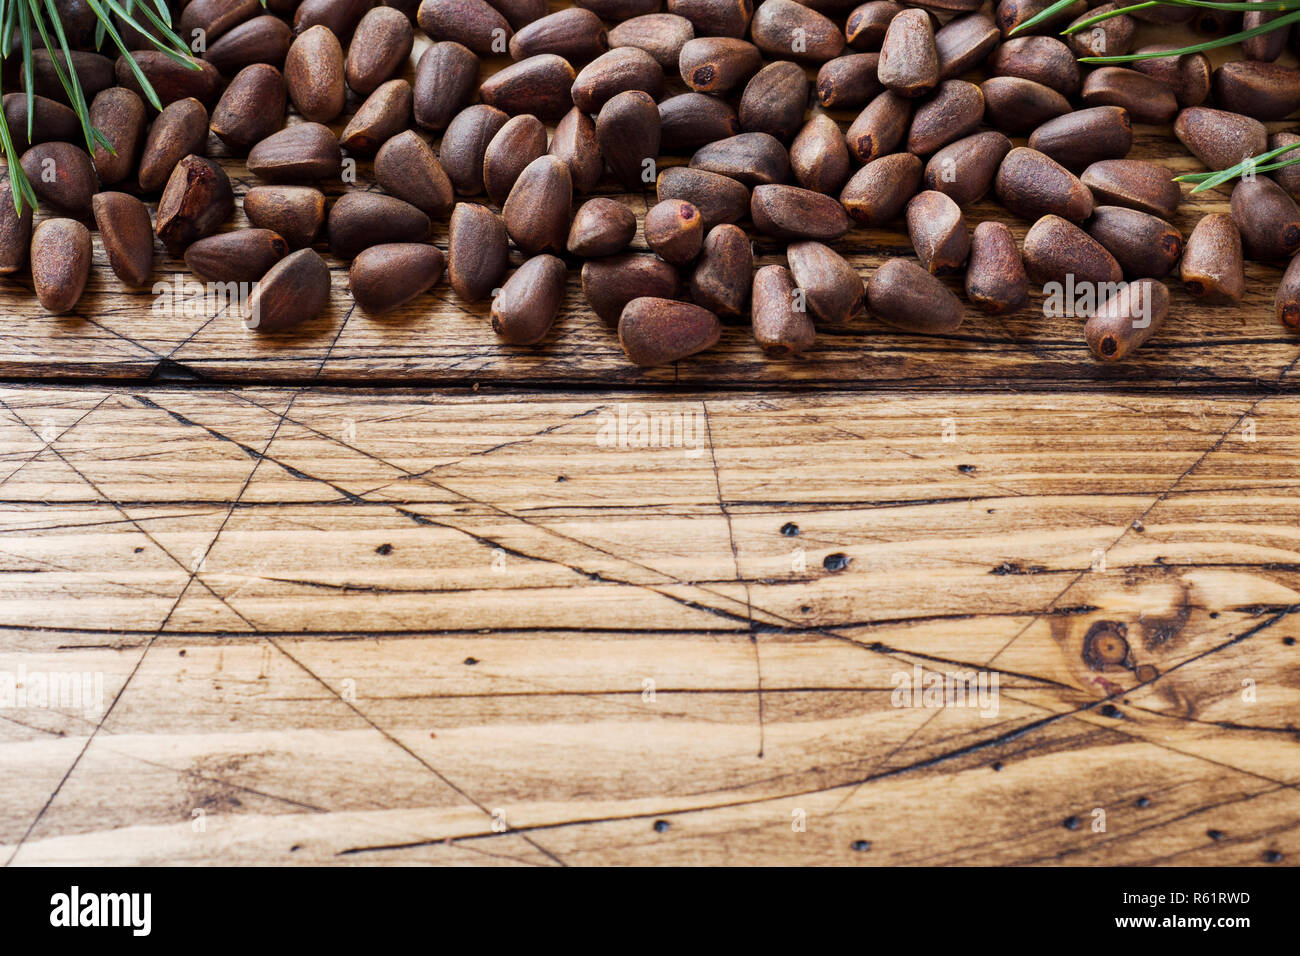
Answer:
0 25 1296 389
1 387 1296 865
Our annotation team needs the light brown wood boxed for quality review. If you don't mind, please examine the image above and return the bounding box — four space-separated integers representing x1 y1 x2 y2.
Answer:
1 387 1297 865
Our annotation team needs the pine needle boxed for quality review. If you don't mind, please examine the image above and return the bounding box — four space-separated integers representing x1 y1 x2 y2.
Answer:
1175 142 1300 192
1008 0 1091 37
0 0 195 214
1078 8 1300 62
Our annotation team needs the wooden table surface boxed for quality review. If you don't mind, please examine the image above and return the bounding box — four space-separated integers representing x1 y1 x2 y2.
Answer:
1 13 1298 867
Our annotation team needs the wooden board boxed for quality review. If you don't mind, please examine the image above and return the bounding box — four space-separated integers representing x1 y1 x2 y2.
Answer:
1 14 1298 867
1 386 1298 865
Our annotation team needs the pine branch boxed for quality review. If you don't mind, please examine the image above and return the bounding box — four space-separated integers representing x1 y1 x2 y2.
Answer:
0 0 196 215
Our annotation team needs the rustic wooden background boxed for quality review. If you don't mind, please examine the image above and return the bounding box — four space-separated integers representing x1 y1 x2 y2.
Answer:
0 12 1297 866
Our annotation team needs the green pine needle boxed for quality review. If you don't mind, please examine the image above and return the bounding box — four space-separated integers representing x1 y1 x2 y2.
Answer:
0 0 197 215
1078 8 1300 62
1008 0 1094 37
1016 0 1300 40
1065 0 1300 32
1062 2 1168 35
1160 0 1298 10
1175 142 1300 192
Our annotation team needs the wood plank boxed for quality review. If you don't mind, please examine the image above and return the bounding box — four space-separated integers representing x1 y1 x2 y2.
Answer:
1 25 1298 388
1 386 1296 865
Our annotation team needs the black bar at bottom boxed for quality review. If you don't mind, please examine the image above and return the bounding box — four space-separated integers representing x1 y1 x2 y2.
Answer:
0 866 1286 941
